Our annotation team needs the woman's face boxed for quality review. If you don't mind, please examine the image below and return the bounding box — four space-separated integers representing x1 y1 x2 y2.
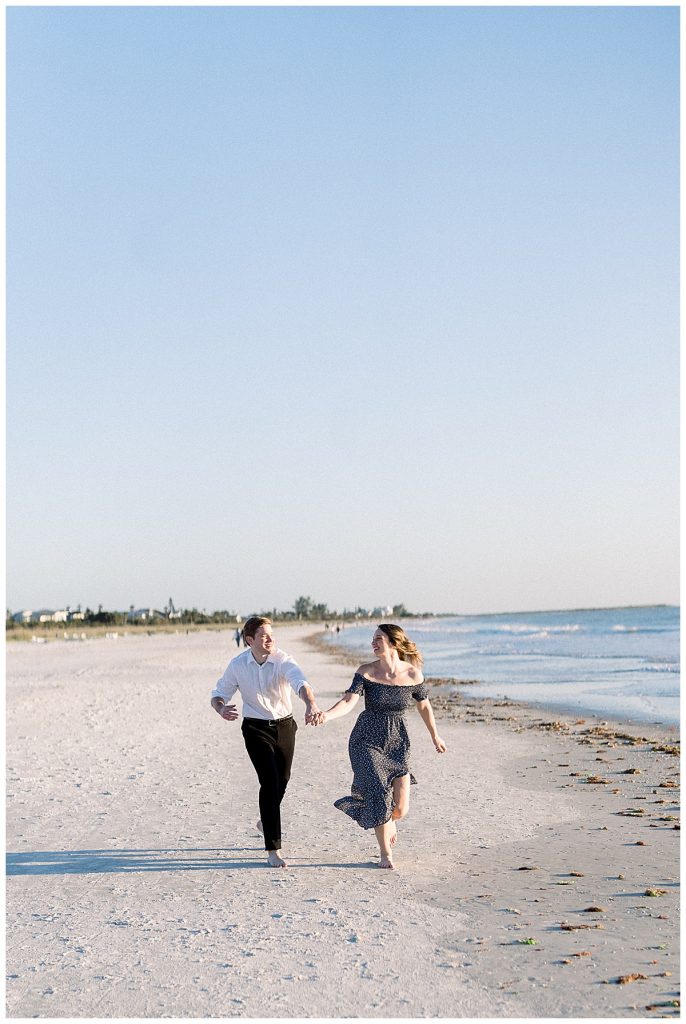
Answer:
371 628 393 657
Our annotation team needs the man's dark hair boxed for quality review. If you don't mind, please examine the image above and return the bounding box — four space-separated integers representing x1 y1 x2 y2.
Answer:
242 615 272 642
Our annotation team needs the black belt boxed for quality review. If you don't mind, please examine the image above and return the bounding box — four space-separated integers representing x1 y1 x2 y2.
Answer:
243 714 293 727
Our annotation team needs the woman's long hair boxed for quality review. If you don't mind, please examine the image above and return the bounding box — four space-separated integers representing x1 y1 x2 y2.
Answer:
378 623 423 668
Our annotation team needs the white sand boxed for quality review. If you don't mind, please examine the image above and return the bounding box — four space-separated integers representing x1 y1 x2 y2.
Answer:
6 626 680 1018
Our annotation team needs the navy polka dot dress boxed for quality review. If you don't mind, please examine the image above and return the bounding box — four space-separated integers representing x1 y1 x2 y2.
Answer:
334 672 429 830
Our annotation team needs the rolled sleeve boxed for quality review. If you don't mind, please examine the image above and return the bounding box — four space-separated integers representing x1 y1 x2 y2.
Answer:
212 663 239 703
280 656 308 696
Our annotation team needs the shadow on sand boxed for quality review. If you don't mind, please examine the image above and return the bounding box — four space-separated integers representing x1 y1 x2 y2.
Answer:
6 848 378 875
7 847 267 875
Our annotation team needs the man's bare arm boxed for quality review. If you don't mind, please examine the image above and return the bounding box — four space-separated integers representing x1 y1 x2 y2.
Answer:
299 683 322 725
211 696 239 721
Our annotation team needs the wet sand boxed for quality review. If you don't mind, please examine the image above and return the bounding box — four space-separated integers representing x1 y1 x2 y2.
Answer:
6 625 680 1018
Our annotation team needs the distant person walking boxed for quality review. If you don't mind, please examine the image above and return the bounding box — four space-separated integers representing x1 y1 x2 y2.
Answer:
210 616 322 868
319 623 446 870
234 628 241 648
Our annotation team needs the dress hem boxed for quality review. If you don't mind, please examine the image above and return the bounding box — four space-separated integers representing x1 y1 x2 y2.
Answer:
333 799 393 831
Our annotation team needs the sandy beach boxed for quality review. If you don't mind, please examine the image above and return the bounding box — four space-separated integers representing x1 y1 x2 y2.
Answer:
6 625 680 1018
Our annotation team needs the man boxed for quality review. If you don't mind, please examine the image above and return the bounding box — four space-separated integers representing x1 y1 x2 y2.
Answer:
210 616 321 868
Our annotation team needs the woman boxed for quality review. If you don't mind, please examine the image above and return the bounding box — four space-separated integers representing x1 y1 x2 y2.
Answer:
320 623 446 869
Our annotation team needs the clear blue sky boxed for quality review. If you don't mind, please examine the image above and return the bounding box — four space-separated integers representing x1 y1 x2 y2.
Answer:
7 5 679 616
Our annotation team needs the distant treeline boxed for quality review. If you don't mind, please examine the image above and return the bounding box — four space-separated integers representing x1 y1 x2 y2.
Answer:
6 609 240 628
5 596 416 630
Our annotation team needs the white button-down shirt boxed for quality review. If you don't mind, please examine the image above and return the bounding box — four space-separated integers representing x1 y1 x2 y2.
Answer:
212 647 308 720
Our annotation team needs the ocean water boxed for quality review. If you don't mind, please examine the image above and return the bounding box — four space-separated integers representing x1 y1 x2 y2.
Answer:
322 606 680 727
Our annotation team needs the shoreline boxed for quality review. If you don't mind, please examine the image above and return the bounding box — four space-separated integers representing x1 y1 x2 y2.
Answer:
305 628 681 742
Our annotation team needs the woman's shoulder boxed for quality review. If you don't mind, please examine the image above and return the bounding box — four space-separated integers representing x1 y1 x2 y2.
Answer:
408 664 424 681
355 661 377 680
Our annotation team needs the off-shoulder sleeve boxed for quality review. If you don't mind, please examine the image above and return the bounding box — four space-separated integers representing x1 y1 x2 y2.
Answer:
345 673 365 696
412 682 429 702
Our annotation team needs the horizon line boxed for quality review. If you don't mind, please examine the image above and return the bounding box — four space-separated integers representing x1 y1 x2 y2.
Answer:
7 601 679 618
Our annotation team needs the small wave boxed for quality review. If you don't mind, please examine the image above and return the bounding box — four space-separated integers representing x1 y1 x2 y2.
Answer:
611 625 677 634
467 623 583 636
578 664 680 677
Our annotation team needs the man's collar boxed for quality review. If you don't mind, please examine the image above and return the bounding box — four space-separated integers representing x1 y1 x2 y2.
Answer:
249 650 275 666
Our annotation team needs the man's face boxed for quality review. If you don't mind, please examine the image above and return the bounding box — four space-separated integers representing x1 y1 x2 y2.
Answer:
247 624 274 660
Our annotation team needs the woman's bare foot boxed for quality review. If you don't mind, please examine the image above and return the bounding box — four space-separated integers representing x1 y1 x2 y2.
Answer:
374 821 398 868
267 850 287 868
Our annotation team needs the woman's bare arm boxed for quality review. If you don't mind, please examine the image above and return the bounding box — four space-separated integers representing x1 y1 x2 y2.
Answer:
320 691 360 723
415 699 447 752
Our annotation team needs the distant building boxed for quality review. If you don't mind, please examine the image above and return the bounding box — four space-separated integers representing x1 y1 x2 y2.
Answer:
372 605 394 617
13 609 69 623
164 598 183 621
128 608 164 622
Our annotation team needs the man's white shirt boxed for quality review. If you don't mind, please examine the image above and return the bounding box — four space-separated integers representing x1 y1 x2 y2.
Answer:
212 647 308 720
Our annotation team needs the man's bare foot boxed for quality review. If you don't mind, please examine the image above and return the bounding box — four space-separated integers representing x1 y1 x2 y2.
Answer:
378 854 395 870
267 850 287 868
256 819 263 834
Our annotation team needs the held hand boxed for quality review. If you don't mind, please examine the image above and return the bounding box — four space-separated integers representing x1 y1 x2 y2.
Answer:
304 704 321 726
220 704 239 721
433 735 447 753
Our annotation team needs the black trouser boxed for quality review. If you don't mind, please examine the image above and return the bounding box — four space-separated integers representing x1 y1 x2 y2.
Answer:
241 716 297 851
